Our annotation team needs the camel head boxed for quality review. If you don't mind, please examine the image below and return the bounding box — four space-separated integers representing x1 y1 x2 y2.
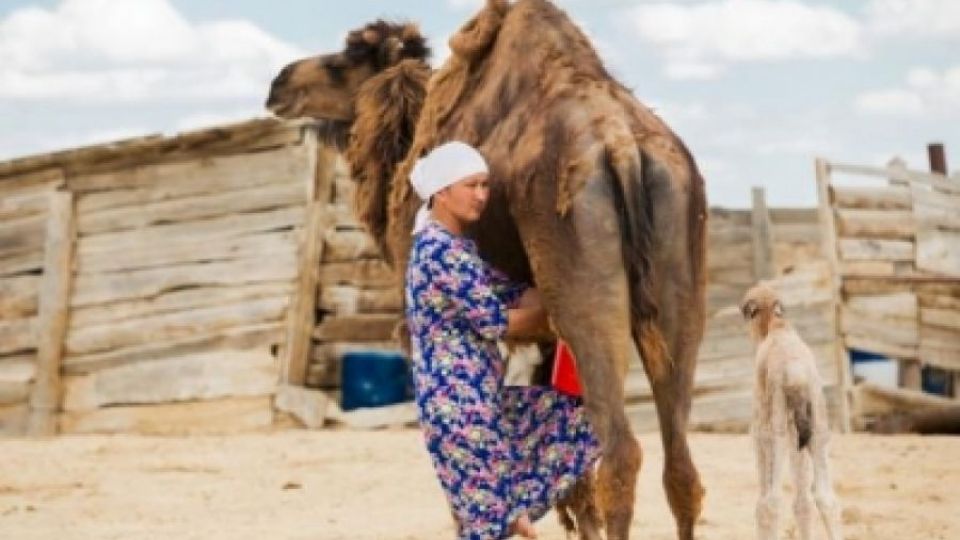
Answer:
265 21 431 255
740 283 785 342
265 20 430 147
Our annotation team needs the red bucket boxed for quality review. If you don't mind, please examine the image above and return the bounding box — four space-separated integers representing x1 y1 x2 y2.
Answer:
551 340 582 397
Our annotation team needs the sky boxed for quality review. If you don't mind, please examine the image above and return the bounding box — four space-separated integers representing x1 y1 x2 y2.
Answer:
0 0 957 208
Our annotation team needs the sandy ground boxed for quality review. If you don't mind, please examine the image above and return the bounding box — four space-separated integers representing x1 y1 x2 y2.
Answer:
0 430 957 540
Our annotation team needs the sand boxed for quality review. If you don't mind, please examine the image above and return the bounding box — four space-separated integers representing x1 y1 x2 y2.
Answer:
0 430 957 539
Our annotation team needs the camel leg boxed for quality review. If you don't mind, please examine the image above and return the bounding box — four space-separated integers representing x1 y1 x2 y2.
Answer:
513 177 642 540
642 156 707 540
557 472 604 540
810 432 844 540
789 442 814 540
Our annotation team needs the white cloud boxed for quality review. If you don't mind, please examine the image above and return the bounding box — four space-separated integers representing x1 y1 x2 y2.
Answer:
866 0 960 39
855 65 960 117
0 0 304 103
447 0 484 10
621 0 863 79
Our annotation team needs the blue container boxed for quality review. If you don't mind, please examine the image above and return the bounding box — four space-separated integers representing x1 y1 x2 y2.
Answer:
340 351 413 411
922 366 950 396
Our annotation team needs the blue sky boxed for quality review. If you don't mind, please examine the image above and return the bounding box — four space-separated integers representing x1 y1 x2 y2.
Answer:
1 0 957 207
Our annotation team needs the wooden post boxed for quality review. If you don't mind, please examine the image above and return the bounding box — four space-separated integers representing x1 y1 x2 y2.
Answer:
280 130 336 386
751 186 775 280
815 158 852 432
27 190 76 436
927 143 948 175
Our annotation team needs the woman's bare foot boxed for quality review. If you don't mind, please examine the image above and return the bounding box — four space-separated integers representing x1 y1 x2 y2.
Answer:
511 513 537 539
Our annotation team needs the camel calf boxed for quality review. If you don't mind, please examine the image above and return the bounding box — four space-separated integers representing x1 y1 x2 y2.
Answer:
740 284 844 540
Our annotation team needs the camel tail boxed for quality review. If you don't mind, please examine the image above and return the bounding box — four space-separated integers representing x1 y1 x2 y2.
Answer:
605 146 670 381
784 362 813 450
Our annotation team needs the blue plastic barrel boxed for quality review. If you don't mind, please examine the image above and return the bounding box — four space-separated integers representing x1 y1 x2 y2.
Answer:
340 351 413 411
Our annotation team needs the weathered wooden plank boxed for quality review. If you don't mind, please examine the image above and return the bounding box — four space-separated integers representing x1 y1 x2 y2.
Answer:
69 281 293 329
78 182 307 235
320 259 397 289
0 190 48 221
838 238 914 261
274 384 330 429
318 286 402 315
0 356 35 406
707 242 754 270
771 222 819 243
912 184 960 277
843 279 960 301
840 260 897 277
0 213 46 253
0 167 64 196
322 229 380 262
66 296 289 355
71 254 297 307
919 294 960 311
77 205 304 255
706 267 755 288
58 396 274 435
62 348 278 412
841 308 918 347
0 275 40 318
829 161 960 193
847 292 918 320
332 167 356 205
844 334 917 359
29 191 76 435
0 404 28 436
63 322 282 375
313 314 399 342
836 209 915 239
708 225 752 245
76 230 296 274
0 248 44 277
74 144 311 213
0 317 35 355
768 207 817 223
830 185 912 210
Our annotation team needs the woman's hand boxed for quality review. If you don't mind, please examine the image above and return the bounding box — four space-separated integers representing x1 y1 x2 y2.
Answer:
505 288 554 340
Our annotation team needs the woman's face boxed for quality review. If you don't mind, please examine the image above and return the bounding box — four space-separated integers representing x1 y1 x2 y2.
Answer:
435 172 490 224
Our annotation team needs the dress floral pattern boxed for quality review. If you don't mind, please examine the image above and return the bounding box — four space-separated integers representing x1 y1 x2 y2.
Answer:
405 220 600 540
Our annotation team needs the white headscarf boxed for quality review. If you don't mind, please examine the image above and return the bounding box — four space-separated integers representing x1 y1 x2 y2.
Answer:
409 141 489 235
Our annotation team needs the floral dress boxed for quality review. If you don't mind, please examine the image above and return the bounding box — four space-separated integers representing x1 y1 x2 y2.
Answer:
405 220 600 540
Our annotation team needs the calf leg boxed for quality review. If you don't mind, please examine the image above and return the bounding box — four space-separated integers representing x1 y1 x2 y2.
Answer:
755 430 784 540
810 432 844 540
789 445 814 540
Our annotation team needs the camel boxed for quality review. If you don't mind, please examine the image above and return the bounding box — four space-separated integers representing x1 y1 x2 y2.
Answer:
265 2 708 539
740 283 844 540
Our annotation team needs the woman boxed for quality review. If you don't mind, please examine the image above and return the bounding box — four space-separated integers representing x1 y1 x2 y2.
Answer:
405 141 600 540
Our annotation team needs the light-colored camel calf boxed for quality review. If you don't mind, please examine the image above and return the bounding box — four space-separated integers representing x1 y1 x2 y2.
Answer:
740 284 844 540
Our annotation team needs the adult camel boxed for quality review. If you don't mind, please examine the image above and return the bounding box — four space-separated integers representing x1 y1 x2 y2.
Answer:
266 1 707 538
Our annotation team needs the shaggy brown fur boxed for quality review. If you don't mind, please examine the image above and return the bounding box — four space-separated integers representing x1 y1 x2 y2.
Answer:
266 2 708 539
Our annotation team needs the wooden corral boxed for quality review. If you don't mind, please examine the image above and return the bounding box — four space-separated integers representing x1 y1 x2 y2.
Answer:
816 156 960 426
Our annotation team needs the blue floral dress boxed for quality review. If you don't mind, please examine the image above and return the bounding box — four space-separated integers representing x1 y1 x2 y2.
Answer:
405 220 600 540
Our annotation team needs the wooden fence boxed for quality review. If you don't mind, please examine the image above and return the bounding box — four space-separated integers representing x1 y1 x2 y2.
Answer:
0 116 851 435
816 157 960 407
0 118 322 435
